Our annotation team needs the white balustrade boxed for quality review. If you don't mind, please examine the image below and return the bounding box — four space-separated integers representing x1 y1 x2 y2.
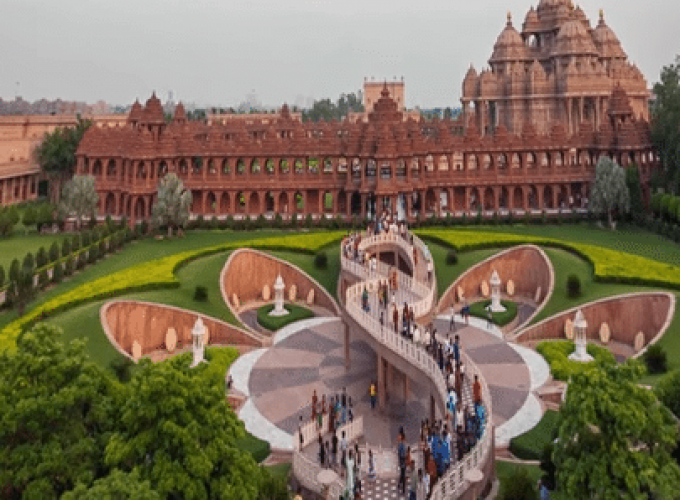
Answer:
336 231 492 499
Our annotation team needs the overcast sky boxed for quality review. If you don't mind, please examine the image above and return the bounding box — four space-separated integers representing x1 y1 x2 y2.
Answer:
0 0 676 109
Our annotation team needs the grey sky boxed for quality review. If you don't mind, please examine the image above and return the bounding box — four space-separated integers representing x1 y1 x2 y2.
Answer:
0 0 676 109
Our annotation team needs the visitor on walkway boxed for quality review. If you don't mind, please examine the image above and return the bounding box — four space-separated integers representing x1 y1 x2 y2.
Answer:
328 397 336 433
346 450 355 494
318 434 325 466
393 306 399 334
409 463 418 500
370 382 377 410
397 433 407 494
473 375 482 406
331 430 339 467
486 306 493 329
449 307 457 332
298 415 304 449
418 468 429 500
538 479 550 500
311 389 318 421
340 431 348 474
368 449 376 480
453 335 460 365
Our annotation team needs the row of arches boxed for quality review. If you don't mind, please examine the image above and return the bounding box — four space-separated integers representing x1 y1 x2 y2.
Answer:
81 148 656 185
101 182 589 222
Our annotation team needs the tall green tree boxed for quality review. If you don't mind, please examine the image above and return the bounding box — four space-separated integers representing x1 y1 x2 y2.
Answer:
652 55 680 191
151 173 192 236
34 118 92 203
553 361 680 499
105 356 267 500
590 157 630 229
625 165 644 221
0 324 114 498
58 175 99 231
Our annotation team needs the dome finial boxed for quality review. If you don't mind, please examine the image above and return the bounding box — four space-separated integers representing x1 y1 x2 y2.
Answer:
507 11 512 25
599 8 604 21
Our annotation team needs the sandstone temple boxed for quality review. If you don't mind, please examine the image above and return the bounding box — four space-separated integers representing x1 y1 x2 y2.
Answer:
73 0 656 223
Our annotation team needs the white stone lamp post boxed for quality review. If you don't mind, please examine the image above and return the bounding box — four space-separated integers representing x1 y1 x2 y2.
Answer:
190 317 208 368
489 270 506 313
270 274 290 317
569 309 594 363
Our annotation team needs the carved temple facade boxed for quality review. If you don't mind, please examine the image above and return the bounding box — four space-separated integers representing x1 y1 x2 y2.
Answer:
75 1 657 223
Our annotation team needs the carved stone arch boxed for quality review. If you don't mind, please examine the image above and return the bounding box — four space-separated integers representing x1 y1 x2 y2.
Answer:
511 153 521 169
467 154 478 170
483 187 495 210
105 192 116 215
512 186 524 210
92 159 103 176
543 186 554 209
220 192 231 213
107 159 117 178
206 192 217 213
248 192 261 213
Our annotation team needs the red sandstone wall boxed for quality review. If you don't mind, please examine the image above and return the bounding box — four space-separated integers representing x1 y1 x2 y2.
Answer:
514 293 674 349
102 301 263 357
439 246 552 312
222 249 339 315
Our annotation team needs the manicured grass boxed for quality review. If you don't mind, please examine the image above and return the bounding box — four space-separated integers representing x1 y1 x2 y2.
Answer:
509 410 560 461
0 233 65 271
496 461 569 500
256 303 315 331
536 340 617 381
427 241 500 299
265 462 291 482
469 223 680 267
236 433 271 463
270 243 342 300
468 299 518 326
533 248 654 324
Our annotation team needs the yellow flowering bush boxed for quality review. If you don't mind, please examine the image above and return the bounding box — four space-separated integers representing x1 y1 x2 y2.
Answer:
0 231 344 351
417 228 680 289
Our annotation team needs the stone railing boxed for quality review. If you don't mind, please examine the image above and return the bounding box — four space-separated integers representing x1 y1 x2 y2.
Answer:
341 230 493 499
292 416 364 498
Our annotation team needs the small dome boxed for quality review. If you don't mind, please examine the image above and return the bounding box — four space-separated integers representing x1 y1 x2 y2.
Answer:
128 100 143 124
143 92 165 125
593 12 626 59
463 65 479 98
173 102 186 122
523 7 539 31
490 15 529 62
553 19 597 56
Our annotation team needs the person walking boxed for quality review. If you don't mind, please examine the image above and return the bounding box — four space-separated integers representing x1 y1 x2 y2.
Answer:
368 449 376 481
318 434 325 466
331 430 339 468
486 305 493 329
449 306 457 332
370 382 377 410
392 305 399 334
397 434 407 494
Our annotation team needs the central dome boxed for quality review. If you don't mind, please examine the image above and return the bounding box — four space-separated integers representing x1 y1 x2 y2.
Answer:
553 19 597 56
490 15 529 63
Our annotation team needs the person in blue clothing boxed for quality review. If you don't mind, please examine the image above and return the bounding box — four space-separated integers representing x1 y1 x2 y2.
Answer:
538 479 550 500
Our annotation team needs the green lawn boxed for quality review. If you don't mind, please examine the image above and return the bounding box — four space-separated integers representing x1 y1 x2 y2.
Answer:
475 223 680 267
256 303 315 331
509 410 560 461
496 460 569 500
428 242 500 298
469 299 518 326
270 244 342 300
0 233 66 271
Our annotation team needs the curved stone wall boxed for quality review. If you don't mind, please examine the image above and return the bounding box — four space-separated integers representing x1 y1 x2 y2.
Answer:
439 245 553 318
221 248 340 318
101 300 264 360
512 292 675 354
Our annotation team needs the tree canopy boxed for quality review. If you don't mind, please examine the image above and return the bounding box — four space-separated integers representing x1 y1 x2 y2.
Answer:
553 361 680 499
34 118 92 202
652 55 680 191
58 175 99 230
0 324 286 499
589 157 630 229
152 173 192 236
302 91 364 122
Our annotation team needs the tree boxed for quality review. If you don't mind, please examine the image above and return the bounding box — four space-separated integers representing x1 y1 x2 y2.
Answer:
0 324 114 498
59 175 99 230
651 55 680 191
22 204 38 228
62 469 161 500
37 203 55 232
49 241 60 263
104 355 268 499
625 165 644 221
151 173 192 237
0 206 19 236
9 266 36 315
553 361 680 499
589 157 630 229
0 265 4 288
34 118 92 203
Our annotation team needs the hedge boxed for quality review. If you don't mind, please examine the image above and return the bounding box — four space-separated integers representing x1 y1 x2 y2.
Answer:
0 231 344 351
256 303 315 331
416 228 680 290
536 341 616 382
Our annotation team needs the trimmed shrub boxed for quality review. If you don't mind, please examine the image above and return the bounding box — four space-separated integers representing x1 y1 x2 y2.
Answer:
536 341 616 381
36 247 48 268
655 370 680 419
314 251 328 269
0 265 5 288
37 269 49 290
290 213 298 228
22 253 35 272
305 213 314 229
256 303 315 332
566 274 581 298
99 239 107 256
9 259 20 283
445 249 458 265
49 242 60 263
76 252 86 270
72 234 81 252
510 410 560 460
52 262 64 284
661 194 673 220
105 214 113 229
256 214 266 229
194 285 208 302
82 231 91 247
88 246 99 264
22 205 37 227
195 215 205 229
64 256 75 276
642 344 668 374
62 238 71 257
